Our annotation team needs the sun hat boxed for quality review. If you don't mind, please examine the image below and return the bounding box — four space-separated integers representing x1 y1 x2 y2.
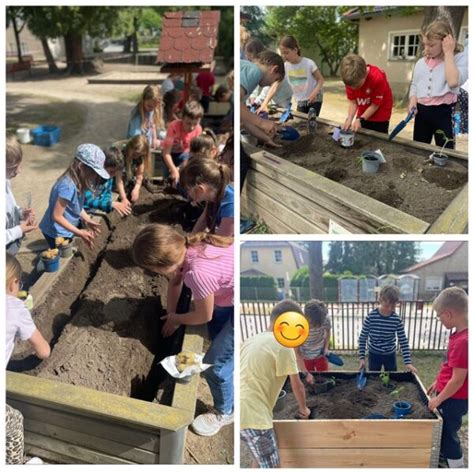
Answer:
75 144 110 180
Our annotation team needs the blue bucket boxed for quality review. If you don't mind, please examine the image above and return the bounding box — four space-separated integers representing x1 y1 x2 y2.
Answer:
31 125 61 147
393 401 412 418
40 254 60 272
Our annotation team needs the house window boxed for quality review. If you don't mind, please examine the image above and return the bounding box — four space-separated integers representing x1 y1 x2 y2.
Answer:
459 26 468 46
425 277 443 291
274 250 282 263
277 278 285 288
250 250 259 263
389 31 420 60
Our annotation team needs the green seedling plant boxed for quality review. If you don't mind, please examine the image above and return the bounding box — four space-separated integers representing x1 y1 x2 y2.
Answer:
390 386 405 403
379 372 390 387
435 129 455 155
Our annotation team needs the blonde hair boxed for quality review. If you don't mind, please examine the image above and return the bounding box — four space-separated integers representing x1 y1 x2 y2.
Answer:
304 299 328 327
124 135 151 177
240 26 251 49
6 133 22 168
379 285 400 304
340 54 367 87
132 224 233 270
138 85 164 131
270 299 303 324
422 19 462 54
6 253 22 289
59 158 92 195
433 287 468 314
180 158 232 233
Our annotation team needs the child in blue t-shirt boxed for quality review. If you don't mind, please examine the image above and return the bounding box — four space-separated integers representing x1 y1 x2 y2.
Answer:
180 157 234 236
83 146 132 217
39 144 110 249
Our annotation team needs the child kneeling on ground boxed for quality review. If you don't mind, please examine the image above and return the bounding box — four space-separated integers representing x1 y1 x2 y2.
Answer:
428 287 468 468
240 300 310 468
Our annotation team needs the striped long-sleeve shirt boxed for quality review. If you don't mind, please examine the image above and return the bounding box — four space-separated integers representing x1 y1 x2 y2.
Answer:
83 179 113 214
358 309 412 364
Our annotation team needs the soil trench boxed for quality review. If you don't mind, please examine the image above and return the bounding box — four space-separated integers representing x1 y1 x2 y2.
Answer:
9 190 200 403
271 118 467 223
274 373 436 420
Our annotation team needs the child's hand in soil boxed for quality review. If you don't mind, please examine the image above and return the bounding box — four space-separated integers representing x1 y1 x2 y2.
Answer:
352 118 362 132
259 119 278 137
442 34 456 56
404 363 417 373
358 359 366 370
169 168 180 188
85 220 101 236
264 138 282 148
428 395 442 411
305 372 315 385
113 200 132 217
296 407 311 419
79 229 95 248
120 196 132 208
130 187 140 203
342 117 352 131
160 313 180 337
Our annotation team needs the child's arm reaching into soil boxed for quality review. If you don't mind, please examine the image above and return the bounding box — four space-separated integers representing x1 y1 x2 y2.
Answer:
289 373 310 419
295 348 313 385
166 271 184 315
28 329 51 359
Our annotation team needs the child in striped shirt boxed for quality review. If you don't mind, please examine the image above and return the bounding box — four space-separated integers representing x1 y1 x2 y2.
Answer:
358 285 417 372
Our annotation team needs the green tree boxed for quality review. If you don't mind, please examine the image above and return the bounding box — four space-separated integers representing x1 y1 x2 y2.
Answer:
6 6 27 63
265 6 358 75
24 6 120 74
308 241 324 299
241 6 272 46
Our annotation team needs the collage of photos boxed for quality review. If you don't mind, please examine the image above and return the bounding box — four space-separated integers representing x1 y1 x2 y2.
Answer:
3 2 469 471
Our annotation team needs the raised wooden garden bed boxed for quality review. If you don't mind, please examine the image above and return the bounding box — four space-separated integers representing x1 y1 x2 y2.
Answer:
7 192 203 464
273 371 442 468
241 111 467 234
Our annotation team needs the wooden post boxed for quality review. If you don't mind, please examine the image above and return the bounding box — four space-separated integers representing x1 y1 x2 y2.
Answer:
159 427 186 464
184 71 192 102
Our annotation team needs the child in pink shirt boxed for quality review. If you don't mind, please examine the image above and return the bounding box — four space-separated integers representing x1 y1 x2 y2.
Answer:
132 224 234 437
162 100 203 187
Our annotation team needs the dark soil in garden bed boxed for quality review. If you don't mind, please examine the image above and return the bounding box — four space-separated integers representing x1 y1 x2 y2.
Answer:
8 189 201 404
274 372 436 420
271 118 467 223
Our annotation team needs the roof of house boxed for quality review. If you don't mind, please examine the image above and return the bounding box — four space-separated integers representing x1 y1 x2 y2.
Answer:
240 268 270 277
241 241 309 268
342 6 420 21
402 242 465 272
157 10 220 65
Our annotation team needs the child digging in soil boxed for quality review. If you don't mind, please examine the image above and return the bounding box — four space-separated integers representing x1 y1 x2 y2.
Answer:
84 146 132 217
180 158 234 236
427 287 468 468
241 300 310 468
297 299 332 384
6 253 50 464
341 53 393 134
409 20 468 149
162 100 204 187
39 144 109 249
132 224 234 437
358 285 417 373
6 134 38 255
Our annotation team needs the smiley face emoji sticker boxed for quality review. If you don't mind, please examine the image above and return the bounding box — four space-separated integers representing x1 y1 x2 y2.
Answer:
273 311 309 348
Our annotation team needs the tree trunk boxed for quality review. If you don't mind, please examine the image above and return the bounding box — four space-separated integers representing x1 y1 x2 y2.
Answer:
64 32 84 75
40 37 59 73
308 242 324 300
12 16 24 63
132 15 139 64
124 35 132 53
422 6 466 38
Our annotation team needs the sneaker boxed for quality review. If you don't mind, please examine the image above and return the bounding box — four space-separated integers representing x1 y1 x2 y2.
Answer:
191 409 234 437
25 457 44 464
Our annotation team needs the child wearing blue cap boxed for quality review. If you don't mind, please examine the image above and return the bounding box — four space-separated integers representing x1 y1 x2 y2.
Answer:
39 144 109 249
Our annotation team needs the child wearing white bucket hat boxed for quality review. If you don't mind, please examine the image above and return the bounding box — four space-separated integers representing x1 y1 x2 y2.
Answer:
39 144 109 249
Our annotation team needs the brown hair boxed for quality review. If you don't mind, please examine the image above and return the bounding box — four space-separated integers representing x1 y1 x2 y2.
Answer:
124 135 151 177
215 84 231 101
182 100 204 120
138 85 164 131
422 19 462 54
433 287 468 314
132 224 233 270
379 285 400 305
180 158 232 233
6 252 22 289
256 50 285 80
244 38 265 61
279 35 301 56
59 158 94 195
304 299 328 327
6 133 22 169
163 89 181 124
103 146 124 169
340 54 367 87
190 129 218 156
270 299 303 324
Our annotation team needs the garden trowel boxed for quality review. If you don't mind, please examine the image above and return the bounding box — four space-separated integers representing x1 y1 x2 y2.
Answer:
357 368 367 390
388 108 416 141
278 104 293 124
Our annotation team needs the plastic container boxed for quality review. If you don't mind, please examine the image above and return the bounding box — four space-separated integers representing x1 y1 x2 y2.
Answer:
31 125 61 147
340 130 354 148
312 378 334 395
308 107 317 133
59 242 73 258
430 152 448 167
453 112 461 135
393 401 412 418
274 390 287 412
16 128 31 144
40 254 60 273
361 151 381 173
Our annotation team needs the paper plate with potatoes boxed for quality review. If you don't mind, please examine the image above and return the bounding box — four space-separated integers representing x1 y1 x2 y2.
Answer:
160 351 211 381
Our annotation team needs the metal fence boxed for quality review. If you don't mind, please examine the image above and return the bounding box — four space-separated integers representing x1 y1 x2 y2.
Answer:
240 300 450 351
